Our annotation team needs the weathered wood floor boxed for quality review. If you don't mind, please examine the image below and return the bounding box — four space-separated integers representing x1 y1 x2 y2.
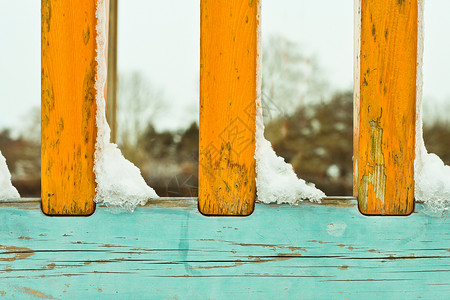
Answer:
0 198 449 299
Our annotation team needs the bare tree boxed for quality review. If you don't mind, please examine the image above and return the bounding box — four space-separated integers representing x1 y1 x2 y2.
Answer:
117 71 168 165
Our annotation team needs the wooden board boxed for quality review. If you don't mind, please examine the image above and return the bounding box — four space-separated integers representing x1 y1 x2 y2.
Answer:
41 0 97 215
0 199 449 299
355 0 417 215
199 0 259 216
106 0 118 143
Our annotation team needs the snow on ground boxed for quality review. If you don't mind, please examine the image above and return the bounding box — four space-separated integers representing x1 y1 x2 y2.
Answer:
415 1 450 216
0 150 20 200
93 0 158 211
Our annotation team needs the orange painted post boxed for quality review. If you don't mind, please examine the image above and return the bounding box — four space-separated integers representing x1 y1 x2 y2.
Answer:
199 0 259 215
41 0 97 215
354 0 417 215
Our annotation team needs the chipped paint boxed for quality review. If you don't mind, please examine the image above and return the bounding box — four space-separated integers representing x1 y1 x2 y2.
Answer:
358 119 387 212
0 203 448 298
200 142 255 215
82 25 90 45
42 0 51 32
17 287 56 299
0 245 34 262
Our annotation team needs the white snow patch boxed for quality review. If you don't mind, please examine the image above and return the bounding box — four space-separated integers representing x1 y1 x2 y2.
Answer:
255 128 325 204
94 0 158 211
255 2 325 205
0 151 20 200
415 0 450 216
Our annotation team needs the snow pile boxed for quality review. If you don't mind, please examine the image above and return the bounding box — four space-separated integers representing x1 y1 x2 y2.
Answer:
415 0 450 216
254 2 325 204
94 0 158 211
0 151 20 200
255 114 325 204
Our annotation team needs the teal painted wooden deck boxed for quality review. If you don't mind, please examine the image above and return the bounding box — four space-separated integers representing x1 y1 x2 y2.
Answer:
0 198 449 299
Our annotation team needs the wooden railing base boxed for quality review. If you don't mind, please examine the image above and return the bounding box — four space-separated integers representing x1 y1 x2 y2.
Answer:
0 199 447 298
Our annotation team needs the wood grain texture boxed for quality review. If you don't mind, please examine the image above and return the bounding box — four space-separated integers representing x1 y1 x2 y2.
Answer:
355 0 417 215
353 0 362 197
199 0 259 216
41 0 97 215
0 200 449 299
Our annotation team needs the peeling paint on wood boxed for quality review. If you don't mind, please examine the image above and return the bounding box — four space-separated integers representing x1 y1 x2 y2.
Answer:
0 245 34 262
0 201 449 298
199 0 259 215
41 0 97 215
17 287 56 299
355 0 417 215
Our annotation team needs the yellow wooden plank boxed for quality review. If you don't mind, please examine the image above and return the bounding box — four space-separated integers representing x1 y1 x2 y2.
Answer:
199 0 259 215
41 0 97 215
355 0 417 215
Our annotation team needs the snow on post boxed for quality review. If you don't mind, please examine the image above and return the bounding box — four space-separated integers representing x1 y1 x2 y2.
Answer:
0 151 20 200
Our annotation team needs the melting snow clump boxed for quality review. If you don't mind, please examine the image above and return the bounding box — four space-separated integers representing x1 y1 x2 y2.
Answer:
0 151 20 200
415 148 450 215
94 0 158 211
415 1 450 216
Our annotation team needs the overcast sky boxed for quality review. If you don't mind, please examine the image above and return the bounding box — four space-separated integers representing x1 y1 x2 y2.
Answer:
1 0 449 132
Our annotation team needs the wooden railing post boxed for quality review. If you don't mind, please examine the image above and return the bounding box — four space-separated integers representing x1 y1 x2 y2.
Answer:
107 0 118 143
199 0 259 215
41 0 97 215
354 0 417 215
